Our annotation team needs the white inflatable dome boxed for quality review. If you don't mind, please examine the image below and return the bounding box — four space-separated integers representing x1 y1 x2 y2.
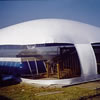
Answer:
0 19 100 86
0 19 100 45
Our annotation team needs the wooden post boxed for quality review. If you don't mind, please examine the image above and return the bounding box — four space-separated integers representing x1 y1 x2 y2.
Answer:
46 63 49 78
57 63 60 79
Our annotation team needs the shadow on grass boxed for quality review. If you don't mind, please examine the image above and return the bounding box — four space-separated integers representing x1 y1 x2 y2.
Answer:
0 75 22 87
0 95 12 100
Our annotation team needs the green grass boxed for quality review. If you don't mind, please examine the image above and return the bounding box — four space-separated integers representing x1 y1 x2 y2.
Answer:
0 82 98 100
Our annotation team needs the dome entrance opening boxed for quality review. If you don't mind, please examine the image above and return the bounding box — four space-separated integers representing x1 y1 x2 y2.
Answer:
92 43 100 74
18 43 81 79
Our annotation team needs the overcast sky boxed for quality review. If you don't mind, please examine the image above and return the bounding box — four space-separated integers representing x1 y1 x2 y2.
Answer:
0 0 100 29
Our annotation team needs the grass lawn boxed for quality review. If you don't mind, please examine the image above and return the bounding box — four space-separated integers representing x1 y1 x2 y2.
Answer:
0 82 99 100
